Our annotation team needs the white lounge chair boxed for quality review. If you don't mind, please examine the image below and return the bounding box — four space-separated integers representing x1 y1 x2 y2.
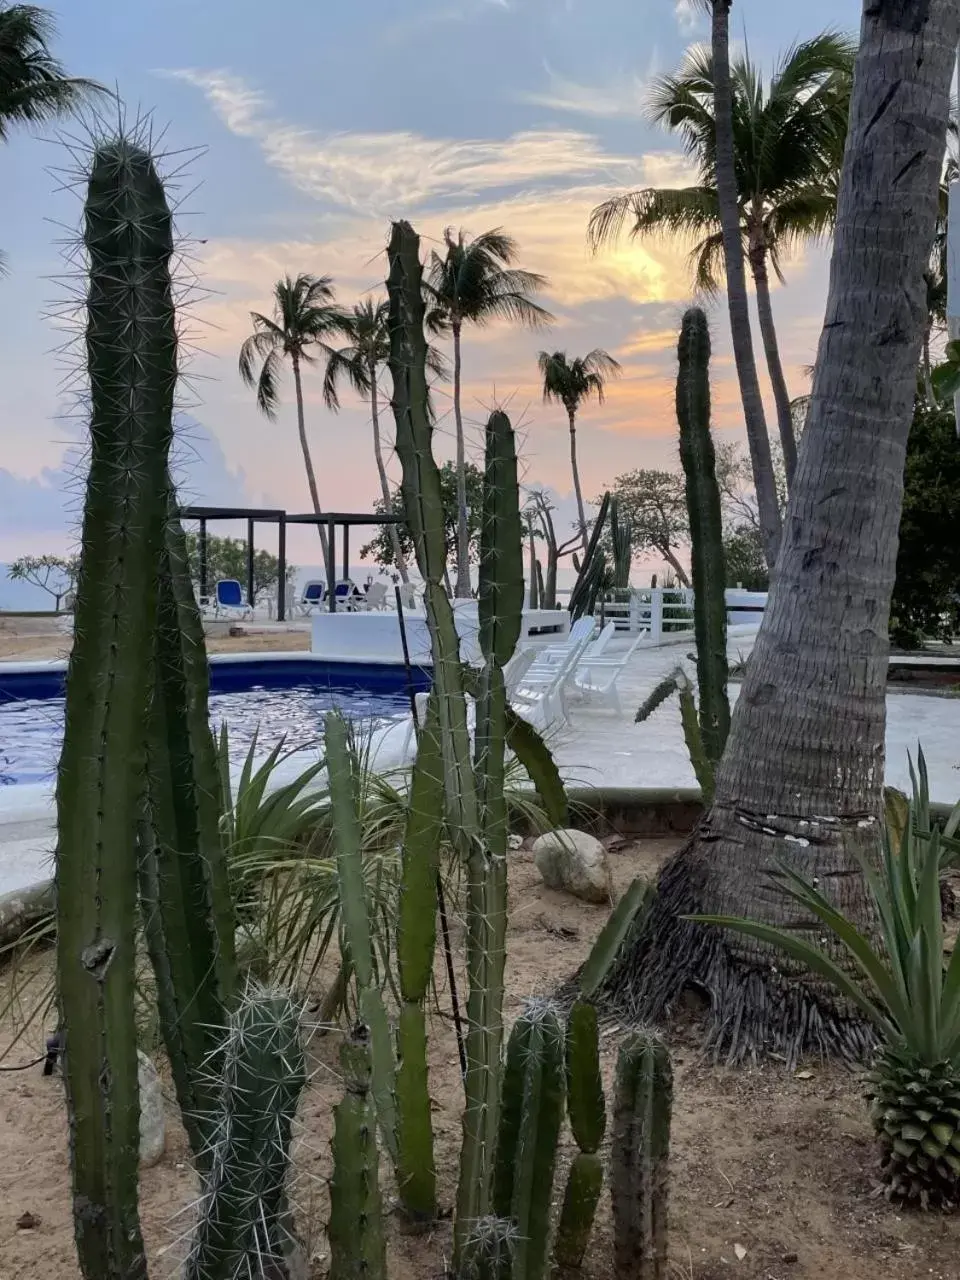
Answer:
364 582 388 610
571 632 646 713
529 616 597 666
510 625 596 728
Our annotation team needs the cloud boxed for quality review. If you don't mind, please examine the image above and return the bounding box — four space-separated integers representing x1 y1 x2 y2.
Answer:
515 60 658 119
674 0 702 35
169 68 659 215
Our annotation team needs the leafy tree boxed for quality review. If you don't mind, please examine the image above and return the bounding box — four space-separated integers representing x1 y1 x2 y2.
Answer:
537 349 621 553
427 228 551 596
0 3 104 273
592 25 852 545
182 533 296 603
890 397 960 647
360 462 484 590
239 273 352 565
8 553 79 609
722 525 768 590
603 469 691 586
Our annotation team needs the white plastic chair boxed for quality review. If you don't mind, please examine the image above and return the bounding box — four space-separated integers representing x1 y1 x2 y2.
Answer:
510 625 596 728
364 582 388 611
571 632 646 713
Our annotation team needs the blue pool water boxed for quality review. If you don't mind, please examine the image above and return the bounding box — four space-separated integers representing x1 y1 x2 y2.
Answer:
0 659 429 787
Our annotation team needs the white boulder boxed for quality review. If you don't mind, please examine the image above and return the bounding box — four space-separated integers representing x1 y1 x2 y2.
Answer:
532 829 612 904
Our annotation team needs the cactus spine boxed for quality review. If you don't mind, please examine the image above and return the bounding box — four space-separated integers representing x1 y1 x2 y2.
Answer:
459 1216 518 1280
676 307 729 791
554 1001 605 1268
139 493 237 1162
610 1031 672 1280
55 135 179 1280
184 986 306 1280
492 1002 565 1280
329 1026 387 1280
395 692 444 1221
325 711 398 1165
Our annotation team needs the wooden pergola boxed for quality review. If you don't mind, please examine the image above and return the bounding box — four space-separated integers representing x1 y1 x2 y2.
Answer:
179 506 403 621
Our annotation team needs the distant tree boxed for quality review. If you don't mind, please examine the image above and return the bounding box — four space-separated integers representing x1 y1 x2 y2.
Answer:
360 462 484 590
538 348 622 553
182 533 296 603
604 469 690 586
722 525 768 590
239 273 352 565
890 397 960 647
8 553 79 610
427 227 551 595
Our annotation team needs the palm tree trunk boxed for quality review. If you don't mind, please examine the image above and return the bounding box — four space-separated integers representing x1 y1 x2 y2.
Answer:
604 0 960 1060
711 0 782 568
291 353 330 567
369 370 409 583
568 408 589 554
452 320 472 598
750 239 798 488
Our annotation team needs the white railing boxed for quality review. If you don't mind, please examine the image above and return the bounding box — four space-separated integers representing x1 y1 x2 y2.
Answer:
548 587 767 645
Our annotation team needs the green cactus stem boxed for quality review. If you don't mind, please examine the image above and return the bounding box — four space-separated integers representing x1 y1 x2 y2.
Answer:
554 1153 604 1270
610 497 633 591
395 692 444 1222
569 492 609 620
329 1025 387 1280
610 1030 673 1280
325 710 398 1165
676 307 730 773
138 493 237 1163
184 986 306 1280
565 1001 605 1154
55 135 180 1280
493 1002 565 1280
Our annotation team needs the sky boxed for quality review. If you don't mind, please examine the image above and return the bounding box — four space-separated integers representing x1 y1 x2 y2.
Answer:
0 0 859 566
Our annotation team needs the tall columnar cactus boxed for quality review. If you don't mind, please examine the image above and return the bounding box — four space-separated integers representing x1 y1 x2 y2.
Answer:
395 692 444 1221
610 1031 673 1280
184 986 306 1280
676 307 730 778
568 492 610 621
329 1025 387 1280
609 498 633 592
492 1002 566 1280
139 491 237 1162
554 1001 606 1268
55 135 179 1280
325 711 398 1166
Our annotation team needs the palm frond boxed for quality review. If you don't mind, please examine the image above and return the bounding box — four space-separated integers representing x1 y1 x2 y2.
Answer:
0 4 107 138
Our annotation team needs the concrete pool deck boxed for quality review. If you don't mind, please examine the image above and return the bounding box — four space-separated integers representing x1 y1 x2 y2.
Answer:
0 631 957 897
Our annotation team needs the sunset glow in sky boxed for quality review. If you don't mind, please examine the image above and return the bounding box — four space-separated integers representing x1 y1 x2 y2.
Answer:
0 0 856 561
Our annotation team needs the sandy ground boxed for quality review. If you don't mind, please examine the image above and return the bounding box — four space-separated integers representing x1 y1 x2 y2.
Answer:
0 625 311 662
1 838 957 1280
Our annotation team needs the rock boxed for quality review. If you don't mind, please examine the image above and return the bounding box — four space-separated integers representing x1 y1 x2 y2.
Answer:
532 829 612 904
138 1051 165 1168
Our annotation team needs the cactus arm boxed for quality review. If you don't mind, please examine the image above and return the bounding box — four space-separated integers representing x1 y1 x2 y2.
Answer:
329 1026 387 1280
676 307 730 769
492 1011 533 1217
554 1152 604 1270
568 492 609 620
506 1004 565 1280
610 1031 673 1280
184 987 306 1280
565 1000 605 1154
578 878 654 1001
138 506 238 1163
55 137 180 1280
326 711 399 1164
478 410 524 665
677 680 715 803
396 693 444 1220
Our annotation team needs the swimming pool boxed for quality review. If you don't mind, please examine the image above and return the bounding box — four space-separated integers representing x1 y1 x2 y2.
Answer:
0 656 430 787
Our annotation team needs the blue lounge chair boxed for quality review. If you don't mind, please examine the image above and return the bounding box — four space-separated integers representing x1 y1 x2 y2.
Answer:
298 580 327 614
214 578 252 620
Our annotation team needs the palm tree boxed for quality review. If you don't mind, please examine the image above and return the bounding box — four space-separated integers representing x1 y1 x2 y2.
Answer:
601 0 960 1058
323 297 449 584
239 274 352 566
591 30 853 504
427 227 552 597
0 4 103 272
537 350 622 553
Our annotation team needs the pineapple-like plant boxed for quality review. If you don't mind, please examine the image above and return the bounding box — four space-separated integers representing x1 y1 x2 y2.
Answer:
694 753 960 1209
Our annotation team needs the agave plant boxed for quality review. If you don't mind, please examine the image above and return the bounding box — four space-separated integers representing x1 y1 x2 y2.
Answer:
694 752 960 1209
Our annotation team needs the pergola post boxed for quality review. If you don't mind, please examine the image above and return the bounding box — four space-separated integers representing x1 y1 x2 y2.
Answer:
343 523 350 583
199 518 208 598
246 517 255 606
277 515 287 622
326 516 337 612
